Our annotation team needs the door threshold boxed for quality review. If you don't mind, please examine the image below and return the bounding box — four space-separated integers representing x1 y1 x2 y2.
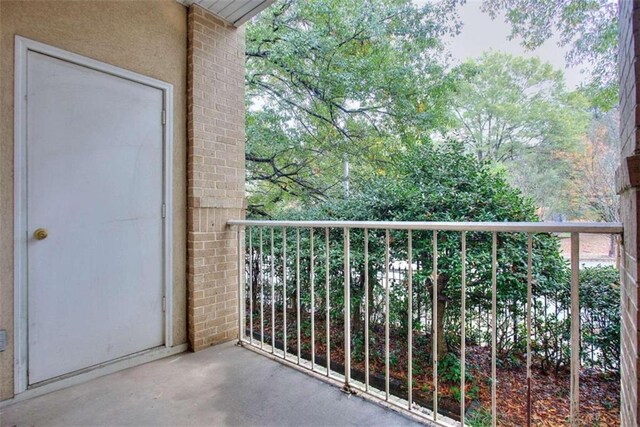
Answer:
1 344 188 408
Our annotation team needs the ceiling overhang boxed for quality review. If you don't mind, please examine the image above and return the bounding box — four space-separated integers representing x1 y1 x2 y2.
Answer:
177 0 275 27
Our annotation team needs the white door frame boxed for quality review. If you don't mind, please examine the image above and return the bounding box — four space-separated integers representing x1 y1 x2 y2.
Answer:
13 36 174 394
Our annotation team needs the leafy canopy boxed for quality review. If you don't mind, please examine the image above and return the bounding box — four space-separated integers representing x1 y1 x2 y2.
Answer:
477 0 618 110
449 52 590 218
245 0 459 214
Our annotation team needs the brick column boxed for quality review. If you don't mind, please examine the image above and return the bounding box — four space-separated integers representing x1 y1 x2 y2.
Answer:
618 1 640 425
187 5 245 351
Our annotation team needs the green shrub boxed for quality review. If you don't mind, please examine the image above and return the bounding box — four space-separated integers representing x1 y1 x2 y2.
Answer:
580 265 620 372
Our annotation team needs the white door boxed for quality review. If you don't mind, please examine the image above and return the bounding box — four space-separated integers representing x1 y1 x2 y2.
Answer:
26 51 166 384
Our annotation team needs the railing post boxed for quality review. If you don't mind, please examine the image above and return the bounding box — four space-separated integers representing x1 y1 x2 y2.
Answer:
385 229 390 401
491 232 497 427
325 227 331 378
237 225 244 345
310 228 315 370
271 228 275 354
433 230 438 421
283 228 287 358
364 228 370 392
570 232 580 426
344 227 351 389
408 230 413 411
249 228 253 346
527 233 533 427
260 229 264 349
296 228 301 364
461 231 466 423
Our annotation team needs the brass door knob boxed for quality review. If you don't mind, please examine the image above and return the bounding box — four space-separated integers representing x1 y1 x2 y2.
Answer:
33 228 48 240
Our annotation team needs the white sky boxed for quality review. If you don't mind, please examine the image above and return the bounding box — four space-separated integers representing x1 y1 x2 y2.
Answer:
419 0 587 89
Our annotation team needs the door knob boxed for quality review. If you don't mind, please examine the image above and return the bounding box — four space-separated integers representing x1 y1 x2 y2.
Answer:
33 228 48 240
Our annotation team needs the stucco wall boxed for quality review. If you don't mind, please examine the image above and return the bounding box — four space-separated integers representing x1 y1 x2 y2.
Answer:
0 0 188 400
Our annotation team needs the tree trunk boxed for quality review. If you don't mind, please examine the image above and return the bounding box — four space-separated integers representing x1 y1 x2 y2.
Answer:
512 300 518 349
435 275 448 362
416 260 422 331
436 297 447 362
368 267 375 325
351 272 363 335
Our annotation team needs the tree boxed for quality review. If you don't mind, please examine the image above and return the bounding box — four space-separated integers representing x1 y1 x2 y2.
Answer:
245 0 459 215
448 52 590 219
280 141 568 362
476 0 618 111
573 109 620 255
575 109 620 223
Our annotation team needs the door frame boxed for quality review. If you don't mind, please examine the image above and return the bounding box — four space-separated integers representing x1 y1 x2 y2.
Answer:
13 36 174 394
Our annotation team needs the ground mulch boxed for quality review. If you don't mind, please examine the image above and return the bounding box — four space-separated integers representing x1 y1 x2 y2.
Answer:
247 307 619 426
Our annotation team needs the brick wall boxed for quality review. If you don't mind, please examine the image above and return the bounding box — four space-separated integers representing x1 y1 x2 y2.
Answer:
618 1 640 425
187 5 245 351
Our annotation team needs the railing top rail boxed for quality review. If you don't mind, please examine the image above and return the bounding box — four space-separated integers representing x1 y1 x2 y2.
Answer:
228 219 623 234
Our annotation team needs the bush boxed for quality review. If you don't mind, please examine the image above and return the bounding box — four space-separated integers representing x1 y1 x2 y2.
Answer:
438 353 473 385
580 265 620 372
273 141 569 365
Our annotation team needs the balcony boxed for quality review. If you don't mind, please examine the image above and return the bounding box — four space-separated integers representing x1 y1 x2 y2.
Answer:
1 219 623 426
1 340 416 426
229 220 623 426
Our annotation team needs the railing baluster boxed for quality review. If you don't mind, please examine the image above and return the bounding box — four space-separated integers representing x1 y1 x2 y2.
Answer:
271 228 275 354
310 228 315 370
326 227 331 378
433 230 438 421
344 227 351 389
364 228 370 392
527 233 533 427
491 232 497 427
237 226 244 344
570 233 580 426
385 229 390 401
260 228 264 349
249 228 253 346
461 231 466 424
408 230 413 411
283 228 287 359
297 228 301 364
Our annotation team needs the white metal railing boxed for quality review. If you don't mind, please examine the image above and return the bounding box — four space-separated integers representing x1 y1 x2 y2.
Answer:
229 220 623 426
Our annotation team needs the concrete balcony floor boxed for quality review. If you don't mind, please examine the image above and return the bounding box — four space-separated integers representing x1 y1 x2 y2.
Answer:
1 341 418 426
